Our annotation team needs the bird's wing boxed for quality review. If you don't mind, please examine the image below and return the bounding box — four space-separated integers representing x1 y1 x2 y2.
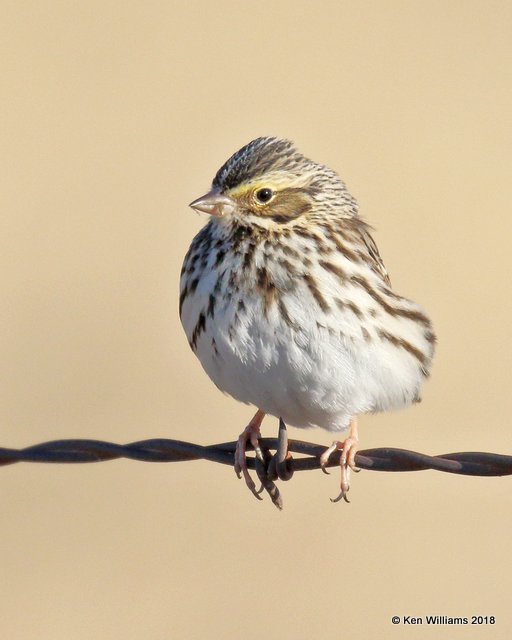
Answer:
354 220 392 286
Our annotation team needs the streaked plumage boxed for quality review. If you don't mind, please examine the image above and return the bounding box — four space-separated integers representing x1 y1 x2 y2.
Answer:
180 137 435 502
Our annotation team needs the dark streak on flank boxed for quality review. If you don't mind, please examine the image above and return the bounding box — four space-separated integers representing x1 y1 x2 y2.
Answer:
361 326 371 342
279 258 298 278
329 232 362 264
303 274 329 312
335 298 364 319
189 278 199 294
214 273 223 293
424 329 437 345
278 298 298 330
179 288 187 318
207 294 216 318
351 275 431 327
379 285 402 300
190 312 206 350
228 271 237 291
378 329 429 370
319 260 347 282
281 244 298 259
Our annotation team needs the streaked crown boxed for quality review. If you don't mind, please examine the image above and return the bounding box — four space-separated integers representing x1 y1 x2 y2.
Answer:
212 137 311 191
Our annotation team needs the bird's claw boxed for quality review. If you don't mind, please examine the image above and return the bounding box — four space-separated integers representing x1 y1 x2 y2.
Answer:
251 485 264 501
234 414 265 499
236 459 264 501
321 427 360 504
236 464 264 501
330 488 350 503
319 440 338 474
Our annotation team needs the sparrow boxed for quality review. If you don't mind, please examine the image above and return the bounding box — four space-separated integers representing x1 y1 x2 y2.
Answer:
180 137 435 502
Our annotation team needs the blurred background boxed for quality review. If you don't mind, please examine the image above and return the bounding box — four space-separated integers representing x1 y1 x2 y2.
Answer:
1 1 512 638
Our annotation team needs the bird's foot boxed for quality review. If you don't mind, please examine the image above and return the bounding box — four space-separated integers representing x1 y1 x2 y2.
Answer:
234 410 265 500
319 419 360 503
257 418 294 510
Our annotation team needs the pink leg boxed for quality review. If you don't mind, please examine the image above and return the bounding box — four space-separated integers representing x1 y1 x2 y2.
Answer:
319 417 360 503
234 409 266 500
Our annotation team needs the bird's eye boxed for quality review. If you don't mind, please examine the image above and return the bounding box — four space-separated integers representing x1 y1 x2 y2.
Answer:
255 188 273 204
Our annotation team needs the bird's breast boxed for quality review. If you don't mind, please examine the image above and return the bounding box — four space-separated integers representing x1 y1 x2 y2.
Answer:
179 221 435 430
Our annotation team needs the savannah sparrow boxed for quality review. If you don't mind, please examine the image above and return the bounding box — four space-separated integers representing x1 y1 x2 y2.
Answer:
180 137 435 502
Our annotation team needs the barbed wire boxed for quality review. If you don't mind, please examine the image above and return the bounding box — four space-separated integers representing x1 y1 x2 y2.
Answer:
2 437 511 474
2 420 510 507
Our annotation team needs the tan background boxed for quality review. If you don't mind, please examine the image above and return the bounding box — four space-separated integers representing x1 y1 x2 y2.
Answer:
1 1 512 638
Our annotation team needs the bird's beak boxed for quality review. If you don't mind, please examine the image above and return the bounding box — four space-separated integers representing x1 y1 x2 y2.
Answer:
189 190 236 217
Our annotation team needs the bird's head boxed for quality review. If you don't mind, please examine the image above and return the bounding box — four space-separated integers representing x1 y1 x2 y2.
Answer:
189 137 358 230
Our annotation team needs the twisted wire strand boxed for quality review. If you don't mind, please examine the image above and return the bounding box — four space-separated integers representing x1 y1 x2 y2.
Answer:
0 437 511 476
